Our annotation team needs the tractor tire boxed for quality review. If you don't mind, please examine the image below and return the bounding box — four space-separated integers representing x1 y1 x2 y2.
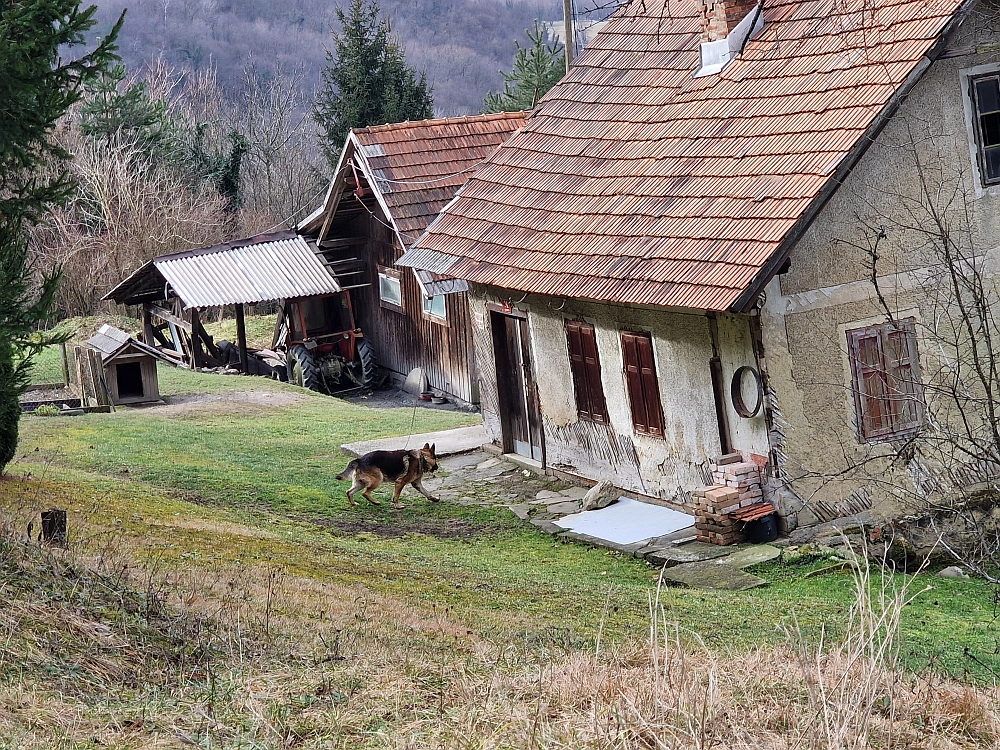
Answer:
356 338 378 390
287 344 323 392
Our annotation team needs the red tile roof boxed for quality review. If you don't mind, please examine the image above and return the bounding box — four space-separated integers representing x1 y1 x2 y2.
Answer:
403 0 970 311
351 113 527 246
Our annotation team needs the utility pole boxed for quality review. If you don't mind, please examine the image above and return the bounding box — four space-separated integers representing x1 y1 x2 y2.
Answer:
563 0 575 72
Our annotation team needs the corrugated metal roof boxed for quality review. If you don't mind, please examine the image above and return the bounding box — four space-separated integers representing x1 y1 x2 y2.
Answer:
105 231 341 307
402 0 969 311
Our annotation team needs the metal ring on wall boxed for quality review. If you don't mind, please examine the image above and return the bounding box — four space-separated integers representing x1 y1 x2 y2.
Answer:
731 365 763 418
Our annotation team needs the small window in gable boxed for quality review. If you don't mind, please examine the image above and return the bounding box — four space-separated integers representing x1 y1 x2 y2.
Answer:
621 331 665 438
971 74 1000 185
566 321 608 423
378 266 403 313
847 319 926 442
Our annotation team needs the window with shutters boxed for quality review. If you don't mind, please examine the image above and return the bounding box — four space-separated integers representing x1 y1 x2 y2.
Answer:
621 331 665 437
847 319 925 442
565 321 608 423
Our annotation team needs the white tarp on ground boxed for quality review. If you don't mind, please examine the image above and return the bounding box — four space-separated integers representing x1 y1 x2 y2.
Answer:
552 497 694 545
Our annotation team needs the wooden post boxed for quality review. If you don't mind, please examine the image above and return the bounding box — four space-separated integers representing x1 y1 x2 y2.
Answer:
41 509 67 546
235 303 249 374
563 0 575 71
89 349 111 407
60 341 70 386
142 305 155 346
190 308 203 369
74 345 92 405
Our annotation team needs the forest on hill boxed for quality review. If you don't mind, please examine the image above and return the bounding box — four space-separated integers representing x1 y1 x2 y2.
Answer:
88 0 566 115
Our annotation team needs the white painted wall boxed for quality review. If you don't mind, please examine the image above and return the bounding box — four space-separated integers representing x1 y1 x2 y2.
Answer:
467 286 769 506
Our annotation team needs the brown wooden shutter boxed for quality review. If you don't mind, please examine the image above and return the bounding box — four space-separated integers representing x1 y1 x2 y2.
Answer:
848 319 924 441
566 321 607 422
622 331 665 437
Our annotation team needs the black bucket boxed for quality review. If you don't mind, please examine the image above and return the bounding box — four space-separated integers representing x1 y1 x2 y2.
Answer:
745 513 778 543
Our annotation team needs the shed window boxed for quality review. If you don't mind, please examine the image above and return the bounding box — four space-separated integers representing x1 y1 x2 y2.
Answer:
378 266 403 312
422 294 446 320
972 74 1000 185
566 321 608 423
621 331 665 437
847 319 925 442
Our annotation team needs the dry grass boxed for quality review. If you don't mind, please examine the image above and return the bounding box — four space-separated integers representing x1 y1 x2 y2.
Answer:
1 477 998 750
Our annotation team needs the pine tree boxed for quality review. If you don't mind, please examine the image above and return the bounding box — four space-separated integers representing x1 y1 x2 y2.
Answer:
483 21 565 114
0 0 121 474
313 0 433 170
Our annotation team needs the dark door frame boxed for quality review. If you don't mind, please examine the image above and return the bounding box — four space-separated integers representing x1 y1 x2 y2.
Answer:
489 310 544 464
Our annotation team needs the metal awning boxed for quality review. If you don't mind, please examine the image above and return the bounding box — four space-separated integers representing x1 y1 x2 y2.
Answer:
105 230 341 308
413 268 468 297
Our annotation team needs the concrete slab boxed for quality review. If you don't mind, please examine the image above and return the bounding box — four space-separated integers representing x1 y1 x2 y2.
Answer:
506 503 532 520
639 542 728 567
535 490 563 500
661 561 767 591
530 519 562 534
341 425 488 458
545 500 582 515
725 545 781 569
560 487 589 500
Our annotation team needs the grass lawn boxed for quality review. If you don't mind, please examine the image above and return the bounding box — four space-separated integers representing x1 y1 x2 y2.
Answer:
8 363 1000 684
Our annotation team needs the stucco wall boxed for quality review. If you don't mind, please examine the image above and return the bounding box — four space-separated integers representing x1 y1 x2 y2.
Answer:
468 286 769 505
759 12 1000 527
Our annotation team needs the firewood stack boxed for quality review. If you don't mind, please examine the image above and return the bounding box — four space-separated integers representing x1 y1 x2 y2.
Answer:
692 453 774 545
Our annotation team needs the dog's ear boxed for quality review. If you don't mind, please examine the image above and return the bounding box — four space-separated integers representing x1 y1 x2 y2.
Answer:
423 442 431 451
430 443 436 455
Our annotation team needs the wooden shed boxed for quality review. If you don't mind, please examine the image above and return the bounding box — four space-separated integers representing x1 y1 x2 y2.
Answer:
85 325 163 405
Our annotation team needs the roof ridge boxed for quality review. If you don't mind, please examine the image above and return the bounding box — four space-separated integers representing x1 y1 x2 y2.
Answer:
352 111 527 136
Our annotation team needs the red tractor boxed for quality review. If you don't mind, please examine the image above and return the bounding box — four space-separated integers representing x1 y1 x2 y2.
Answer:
275 292 378 393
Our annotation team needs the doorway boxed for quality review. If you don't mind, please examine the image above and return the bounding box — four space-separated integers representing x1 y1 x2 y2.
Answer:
490 311 543 462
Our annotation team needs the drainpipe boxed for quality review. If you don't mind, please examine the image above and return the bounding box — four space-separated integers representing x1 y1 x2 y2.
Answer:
707 312 733 456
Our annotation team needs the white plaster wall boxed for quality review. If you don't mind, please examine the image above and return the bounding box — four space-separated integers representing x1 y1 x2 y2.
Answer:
467 287 766 505
717 313 771 458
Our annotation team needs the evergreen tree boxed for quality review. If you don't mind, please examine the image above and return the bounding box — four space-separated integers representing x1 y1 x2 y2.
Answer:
0 0 121 473
313 0 433 170
483 21 564 114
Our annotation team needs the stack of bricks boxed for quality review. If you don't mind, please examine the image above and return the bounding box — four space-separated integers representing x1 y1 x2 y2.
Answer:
692 453 766 545
711 455 764 508
692 485 745 545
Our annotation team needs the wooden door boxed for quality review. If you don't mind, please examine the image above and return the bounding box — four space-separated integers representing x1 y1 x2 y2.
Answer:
491 312 544 462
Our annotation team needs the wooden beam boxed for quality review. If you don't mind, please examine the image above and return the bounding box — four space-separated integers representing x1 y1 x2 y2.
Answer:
190 308 204 369
148 304 192 333
318 165 350 245
141 305 155 346
235 303 249 375
318 236 366 250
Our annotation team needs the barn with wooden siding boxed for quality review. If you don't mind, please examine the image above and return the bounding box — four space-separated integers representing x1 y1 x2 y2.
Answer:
297 112 526 405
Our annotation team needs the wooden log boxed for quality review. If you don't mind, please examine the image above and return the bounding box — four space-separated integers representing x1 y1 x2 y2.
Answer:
74 346 93 406
41 509 67 546
235 303 249 374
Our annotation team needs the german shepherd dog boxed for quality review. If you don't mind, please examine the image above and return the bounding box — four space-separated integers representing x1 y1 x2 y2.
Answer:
336 443 439 508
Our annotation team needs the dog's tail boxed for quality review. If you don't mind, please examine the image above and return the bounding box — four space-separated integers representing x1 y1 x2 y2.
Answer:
336 459 359 481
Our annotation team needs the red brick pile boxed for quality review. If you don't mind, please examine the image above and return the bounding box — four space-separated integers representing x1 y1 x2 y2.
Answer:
692 453 773 545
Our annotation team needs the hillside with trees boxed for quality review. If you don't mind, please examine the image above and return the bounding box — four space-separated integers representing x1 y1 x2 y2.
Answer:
88 0 563 116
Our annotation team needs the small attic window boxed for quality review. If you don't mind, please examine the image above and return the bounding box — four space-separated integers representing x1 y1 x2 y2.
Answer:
694 1 764 78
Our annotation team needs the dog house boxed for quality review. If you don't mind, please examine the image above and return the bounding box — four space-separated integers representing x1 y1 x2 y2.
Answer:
85 325 164 405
